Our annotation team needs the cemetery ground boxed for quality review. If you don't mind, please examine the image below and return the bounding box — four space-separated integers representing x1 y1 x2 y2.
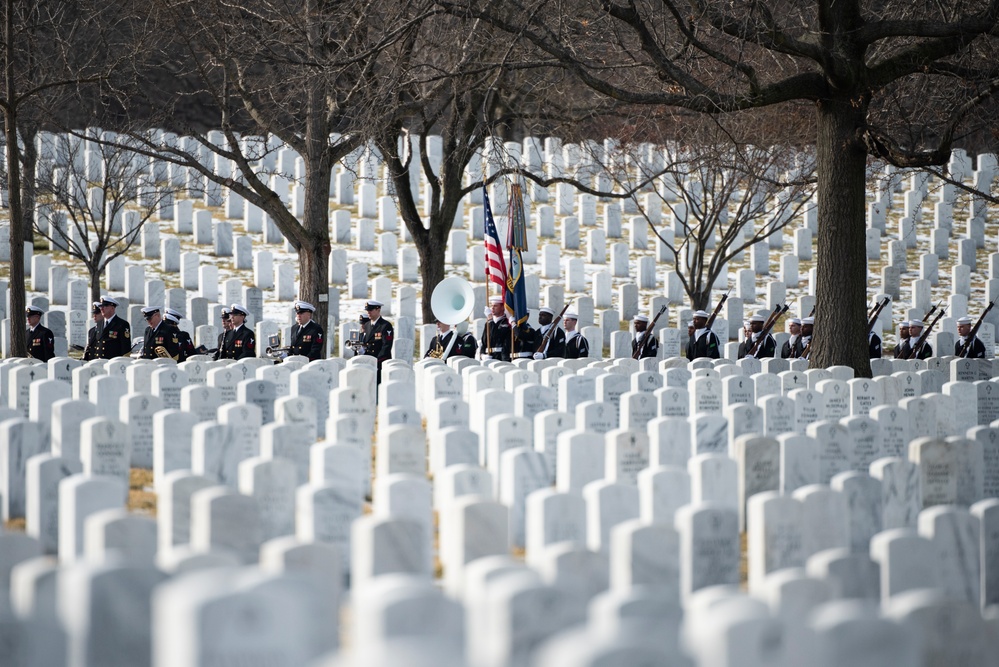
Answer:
3 136 999 665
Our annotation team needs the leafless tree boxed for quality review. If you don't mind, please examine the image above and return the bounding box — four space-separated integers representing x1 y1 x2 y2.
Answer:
34 135 171 302
435 0 999 375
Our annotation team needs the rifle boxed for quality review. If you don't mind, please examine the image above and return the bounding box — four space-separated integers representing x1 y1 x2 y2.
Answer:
867 296 891 334
536 303 571 354
958 298 997 358
633 304 668 360
907 308 945 360
807 305 816 318
921 301 941 323
704 290 730 332
747 303 789 357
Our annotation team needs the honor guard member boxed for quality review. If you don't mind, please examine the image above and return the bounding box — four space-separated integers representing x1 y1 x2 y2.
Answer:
956 316 987 358
632 314 659 359
740 313 777 358
905 319 932 359
536 307 566 359
893 321 911 359
482 296 512 361
139 307 180 359
781 318 803 359
289 300 325 361
95 296 131 358
25 306 56 362
869 327 883 358
686 310 721 359
564 311 589 359
799 317 814 358
164 308 195 362
83 302 103 361
362 300 394 381
212 309 232 360
425 321 476 360
222 304 256 360
513 319 542 361
456 323 478 358
736 320 752 359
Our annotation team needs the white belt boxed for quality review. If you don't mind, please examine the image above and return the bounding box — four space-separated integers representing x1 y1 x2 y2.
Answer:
488 347 505 353
514 352 533 358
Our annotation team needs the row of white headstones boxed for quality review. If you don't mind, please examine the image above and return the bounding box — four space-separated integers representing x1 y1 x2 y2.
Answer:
1 349 998 665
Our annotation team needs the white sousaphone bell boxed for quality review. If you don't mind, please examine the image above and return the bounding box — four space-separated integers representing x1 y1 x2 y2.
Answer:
430 276 475 325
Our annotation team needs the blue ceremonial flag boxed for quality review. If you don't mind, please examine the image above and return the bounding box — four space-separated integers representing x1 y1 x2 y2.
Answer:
505 182 529 326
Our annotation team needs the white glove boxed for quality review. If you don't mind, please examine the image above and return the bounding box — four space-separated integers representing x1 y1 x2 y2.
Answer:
533 352 545 360
483 307 491 318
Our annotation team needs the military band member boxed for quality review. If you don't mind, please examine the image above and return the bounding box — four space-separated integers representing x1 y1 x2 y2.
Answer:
288 300 325 361
482 296 511 361
361 300 393 380
739 313 777 359
563 311 589 359
869 328 883 358
424 321 476 360
95 296 131 358
139 307 181 360
686 309 720 359
536 306 566 359
221 304 256 360
904 319 932 359
781 318 803 359
25 306 55 362
893 321 911 359
212 309 232 360
632 314 659 359
164 308 195 362
956 316 986 358
83 302 103 361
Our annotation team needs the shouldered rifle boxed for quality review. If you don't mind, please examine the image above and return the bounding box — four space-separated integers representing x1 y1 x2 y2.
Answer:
807 305 816 318
633 303 668 360
922 301 941 323
703 290 730 332
959 298 998 358
748 303 789 357
867 296 891 334
907 308 945 360
536 303 571 353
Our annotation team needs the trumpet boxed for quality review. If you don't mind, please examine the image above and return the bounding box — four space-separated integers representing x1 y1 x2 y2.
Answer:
155 345 179 361
265 333 291 360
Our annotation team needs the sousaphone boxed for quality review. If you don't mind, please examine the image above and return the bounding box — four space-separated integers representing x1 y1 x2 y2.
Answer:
430 276 475 325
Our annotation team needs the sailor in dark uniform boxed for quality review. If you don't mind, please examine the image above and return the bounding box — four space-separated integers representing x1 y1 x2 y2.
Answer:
893 321 911 359
781 318 803 359
740 313 777 358
686 309 720 359
361 300 393 381
424 321 476 360
799 317 814 359
212 309 232 360
535 306 566 359
512 319 542 361
25 306 56 362
288 300 325 361
83 302 103 361
481 296 511 361
869 329 883 359
95 296 131 358
904 319 933 360
164 308 195 362
139 306 181 360
563 311 589 359
956 316 987 358
632 313 659 359
221 304 256 360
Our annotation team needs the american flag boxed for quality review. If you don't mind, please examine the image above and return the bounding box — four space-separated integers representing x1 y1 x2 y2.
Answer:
484 188 507 293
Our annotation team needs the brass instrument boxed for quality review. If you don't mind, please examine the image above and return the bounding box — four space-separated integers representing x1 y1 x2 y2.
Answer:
427 339 446 359
265 333 291 360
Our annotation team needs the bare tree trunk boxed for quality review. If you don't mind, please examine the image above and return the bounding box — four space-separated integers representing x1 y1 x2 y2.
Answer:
20 122 35 241
811 97 871 376
416 240 447 323
4 0 25 358
89 266 102 305
299 161 332 331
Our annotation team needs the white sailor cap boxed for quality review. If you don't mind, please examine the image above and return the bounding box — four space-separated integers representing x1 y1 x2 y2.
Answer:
750 314 766 323
908 320 924 328
743 320 751 327
99 296 119 307
900 321 910 327
165 308 183 321
634 315 650 323
163 311 180 324
230 304 249 317
687 321 694 327
365 300 384 310
957 316 973 325
789 318 801 325
294 300 316 313
25 305 44 316
693 310 710 319
564 311 579 320
539 307 555 316
489 296 504 305
141 306 159 317
801 317 814 325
